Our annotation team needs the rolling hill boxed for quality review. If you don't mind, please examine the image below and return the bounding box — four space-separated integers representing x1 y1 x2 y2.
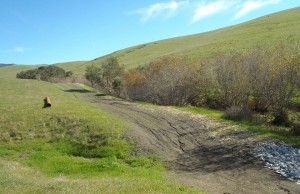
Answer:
0 64 14 68
1 6 300 193
58 6 300 74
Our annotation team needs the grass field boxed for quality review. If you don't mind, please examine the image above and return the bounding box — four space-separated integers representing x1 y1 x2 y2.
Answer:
2 7 299 193
57 7 300 73
55 61 88 75
0 65 201 193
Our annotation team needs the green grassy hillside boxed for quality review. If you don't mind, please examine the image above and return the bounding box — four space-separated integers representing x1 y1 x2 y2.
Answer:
0 64 14 68
0 65 200 193
0 61 87 77
68 7 300 72
0 65 37 79
8 7 300 75
55 61 87 74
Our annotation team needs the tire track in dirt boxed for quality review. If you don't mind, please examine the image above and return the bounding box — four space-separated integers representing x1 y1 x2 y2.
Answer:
82 93 300 194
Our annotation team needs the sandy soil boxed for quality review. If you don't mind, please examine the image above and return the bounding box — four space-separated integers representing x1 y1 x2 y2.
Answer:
82 93 300 194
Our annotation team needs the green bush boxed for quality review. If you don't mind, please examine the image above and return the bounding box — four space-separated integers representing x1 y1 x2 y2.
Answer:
85 57 124 94
16 65 72 81
289 96 300 110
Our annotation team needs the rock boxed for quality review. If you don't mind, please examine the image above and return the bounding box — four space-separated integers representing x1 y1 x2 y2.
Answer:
254 143 300 184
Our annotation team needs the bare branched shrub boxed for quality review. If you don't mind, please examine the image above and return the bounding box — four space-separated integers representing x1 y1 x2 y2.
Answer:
266 42 300 124
245 41 300 125
211 41 300 125
244 47 271 112
87 40 300 129
123 56 209 106
123 69 146 100
212 51 251 108
71 74 89 85
223 106 253 121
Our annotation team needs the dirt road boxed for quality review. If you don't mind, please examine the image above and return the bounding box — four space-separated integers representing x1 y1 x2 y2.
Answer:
81 92 300 194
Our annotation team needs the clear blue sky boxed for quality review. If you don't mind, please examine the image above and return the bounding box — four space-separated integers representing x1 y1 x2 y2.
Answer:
1 0 299 64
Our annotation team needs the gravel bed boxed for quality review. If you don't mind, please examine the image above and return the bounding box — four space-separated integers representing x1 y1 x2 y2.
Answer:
254 143 300 184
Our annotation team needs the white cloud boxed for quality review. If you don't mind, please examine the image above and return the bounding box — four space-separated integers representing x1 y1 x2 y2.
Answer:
132 0 189 23
191 0 236 23
14 47 25 53
3 47 26 53
234 0 281 19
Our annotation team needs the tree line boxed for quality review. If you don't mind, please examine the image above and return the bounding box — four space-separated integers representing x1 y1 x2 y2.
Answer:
86 41 300 127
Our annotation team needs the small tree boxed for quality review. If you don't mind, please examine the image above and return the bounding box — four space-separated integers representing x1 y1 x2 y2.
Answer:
85 57 124 94
85 64 102 88
100 57 124 94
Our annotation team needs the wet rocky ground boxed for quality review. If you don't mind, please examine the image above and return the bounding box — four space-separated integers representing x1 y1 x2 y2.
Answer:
254 143 300 184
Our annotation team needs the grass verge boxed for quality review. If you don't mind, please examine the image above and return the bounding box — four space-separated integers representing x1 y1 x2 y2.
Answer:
176 106 300 147
0 67 201 193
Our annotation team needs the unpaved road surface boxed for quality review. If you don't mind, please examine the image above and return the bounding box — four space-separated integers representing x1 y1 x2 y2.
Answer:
81 92 300 194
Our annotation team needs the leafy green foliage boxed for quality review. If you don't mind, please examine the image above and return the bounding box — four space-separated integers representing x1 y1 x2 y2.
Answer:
85 57 124 94
85 64 102 87
102 57 124 82
16 65 72 82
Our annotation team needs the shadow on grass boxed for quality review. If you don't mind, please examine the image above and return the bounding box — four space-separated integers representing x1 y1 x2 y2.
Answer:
95 93 106 97
64 89 92 93
42 98 51 109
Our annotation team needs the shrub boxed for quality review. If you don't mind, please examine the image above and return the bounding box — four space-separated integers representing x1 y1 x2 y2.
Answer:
289 96 300 110
290 121 300 136
123 56 208 106
223 106 253 121
85 64 102 87
16 65 72 82
85 57 124 94
213 51 251 108
251 41 300 124
272 111 290 126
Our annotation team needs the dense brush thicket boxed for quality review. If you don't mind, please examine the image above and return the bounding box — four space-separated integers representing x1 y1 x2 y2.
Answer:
86 41 300 126
16 65 73 82
123 57 207 106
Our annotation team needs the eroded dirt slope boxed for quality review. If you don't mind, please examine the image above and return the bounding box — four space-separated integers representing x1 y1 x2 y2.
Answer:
81 92 300 194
